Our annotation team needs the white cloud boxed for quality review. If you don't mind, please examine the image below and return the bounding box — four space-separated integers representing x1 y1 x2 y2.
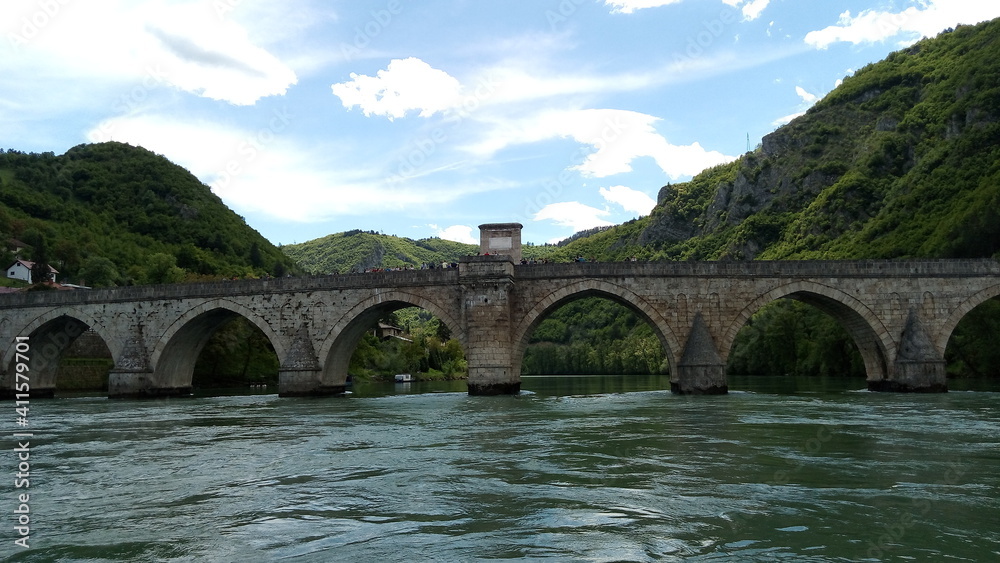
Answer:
83 114 478 223
331 57 463 119
608 0 764 15
435 225 477 244
466 108 735 180
503 9 800 96
605 0 684 14
805 1 1000 49
771 85 820 126
740 0 770 21
331 56 658 122
834 69 855 89
771 110 806 127
795 86 818 104
480 64 658 108
0 1 297 106
599 185 657 215
533 202 613 232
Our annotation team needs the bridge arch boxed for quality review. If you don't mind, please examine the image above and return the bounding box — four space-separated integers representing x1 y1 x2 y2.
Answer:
149 299 285 390
318 289 465 387
511 280 681 378
722 281 894 381
2 307 117 396
936 283 1000 354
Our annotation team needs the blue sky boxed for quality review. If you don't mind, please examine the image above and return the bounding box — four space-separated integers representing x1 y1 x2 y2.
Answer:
3 1 998 246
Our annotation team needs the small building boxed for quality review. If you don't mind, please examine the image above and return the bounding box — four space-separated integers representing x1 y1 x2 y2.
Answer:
7 238 29 256
375 323 411 342
6 259 58 284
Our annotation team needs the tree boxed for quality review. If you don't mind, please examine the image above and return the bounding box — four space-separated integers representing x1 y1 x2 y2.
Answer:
79 256 120 287
273 260 286 278
53 239 81 275
25 232 53 284
249 242 263 268
145 253 185 284
30 261 53 284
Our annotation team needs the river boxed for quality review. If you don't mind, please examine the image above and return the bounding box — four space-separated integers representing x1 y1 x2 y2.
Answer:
7 375 1000 562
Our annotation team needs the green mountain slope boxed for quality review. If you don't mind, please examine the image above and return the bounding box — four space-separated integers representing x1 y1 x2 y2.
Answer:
0 142 298 286
282 230 480 274
561 20 1000 262
283 229 586 274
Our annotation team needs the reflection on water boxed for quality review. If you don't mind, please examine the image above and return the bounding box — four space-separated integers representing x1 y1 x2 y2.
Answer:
14 375 1000 562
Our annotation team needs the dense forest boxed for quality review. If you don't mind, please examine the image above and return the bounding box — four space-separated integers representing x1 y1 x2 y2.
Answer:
282 230 476 273
521 297 667 376
0 142 298 286
347 308 467 381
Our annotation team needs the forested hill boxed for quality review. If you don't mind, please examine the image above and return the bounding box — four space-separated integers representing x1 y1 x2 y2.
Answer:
283 229 578 274
559 18 1000 262
0 142 298 286
282 231 478 274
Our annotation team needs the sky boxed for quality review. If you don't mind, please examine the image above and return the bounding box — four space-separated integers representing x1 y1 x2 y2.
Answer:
3 1 999 246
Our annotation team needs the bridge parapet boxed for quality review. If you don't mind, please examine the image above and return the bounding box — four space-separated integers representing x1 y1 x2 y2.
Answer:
459 254 514 280
514 259 1000 279
1 259 995 310
0 269 462 309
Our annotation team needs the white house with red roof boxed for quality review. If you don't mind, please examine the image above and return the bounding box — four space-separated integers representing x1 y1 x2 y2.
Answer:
5 259 58 284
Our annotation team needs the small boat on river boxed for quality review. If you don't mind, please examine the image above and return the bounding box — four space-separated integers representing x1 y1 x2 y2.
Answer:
394 373 414 383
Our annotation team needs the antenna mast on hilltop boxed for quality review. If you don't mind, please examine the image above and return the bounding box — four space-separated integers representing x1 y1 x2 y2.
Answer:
746 133 750 153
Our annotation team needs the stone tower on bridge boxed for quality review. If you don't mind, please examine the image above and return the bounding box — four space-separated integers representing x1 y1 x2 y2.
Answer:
478 222 523 264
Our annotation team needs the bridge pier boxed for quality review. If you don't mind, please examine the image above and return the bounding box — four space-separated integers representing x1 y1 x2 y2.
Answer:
461 254 520 395
107 324 192 398
278 324 345 396
672 314 728 394
870 311 947 392
278 368 346 397
871 359 947 392
108 370 192 398
467 367 521 395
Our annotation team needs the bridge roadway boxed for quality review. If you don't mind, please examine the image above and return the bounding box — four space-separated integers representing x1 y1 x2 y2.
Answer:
2 256 999 398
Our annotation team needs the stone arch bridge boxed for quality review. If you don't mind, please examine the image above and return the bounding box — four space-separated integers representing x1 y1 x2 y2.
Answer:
2 257 999 398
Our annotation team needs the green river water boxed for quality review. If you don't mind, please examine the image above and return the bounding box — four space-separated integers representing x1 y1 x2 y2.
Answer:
5 375 999 562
